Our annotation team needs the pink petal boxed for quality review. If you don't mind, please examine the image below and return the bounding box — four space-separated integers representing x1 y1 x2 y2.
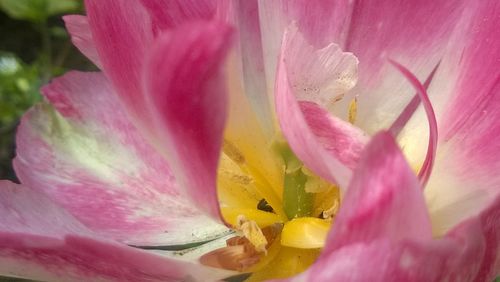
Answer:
85 0 155 125
143 21 233 220
275 28 367 189
282 24 359 108
281 239 456 282
277 141 500 282
14 71 228 246
445 193 500 281
299 102 367 170
424 1 500 235
0 180 93 237
298 193 500 282
63 15 101 68
343 0 467 132
0 181 233 281
138 0 217 30
258 0 353 116
324 131 431 254
229 0 275 136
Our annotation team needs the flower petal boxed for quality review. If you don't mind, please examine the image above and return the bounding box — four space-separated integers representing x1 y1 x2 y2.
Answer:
284 140 500 281
14 71 228 246
258 0 353 106
85 0 154 124
275 28 367 189
299 102 367 170
143 21 233 220
138 0 217 30
343 0 467 132
229 0 275 136
283 23 359 109
63 15 101 68
424 0 500 235
0 181 234 281
286 194 500 281
324 131 431 254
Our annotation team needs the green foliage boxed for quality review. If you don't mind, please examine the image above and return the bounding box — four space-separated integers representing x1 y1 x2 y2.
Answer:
0 0 80 22
0 51 41 125
0 0 90 181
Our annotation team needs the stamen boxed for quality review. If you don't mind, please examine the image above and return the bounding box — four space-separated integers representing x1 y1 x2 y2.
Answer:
388 60 438 187
257 199 275 213
348 96 358 124
199 223 282 271
321 199 339 219
222 140 245 164
236 215 268 253
332 93 345 103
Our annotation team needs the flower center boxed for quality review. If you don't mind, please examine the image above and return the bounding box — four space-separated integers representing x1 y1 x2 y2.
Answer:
200 139 340 277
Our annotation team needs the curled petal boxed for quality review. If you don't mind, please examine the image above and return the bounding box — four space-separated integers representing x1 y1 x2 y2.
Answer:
388 60 438 186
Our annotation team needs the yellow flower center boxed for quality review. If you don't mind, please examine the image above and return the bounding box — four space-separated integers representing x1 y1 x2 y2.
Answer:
201 138 341 280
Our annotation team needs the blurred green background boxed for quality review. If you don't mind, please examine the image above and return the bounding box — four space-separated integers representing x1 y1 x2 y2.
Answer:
0 0 94 182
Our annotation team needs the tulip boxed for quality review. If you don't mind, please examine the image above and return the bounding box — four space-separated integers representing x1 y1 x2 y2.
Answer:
1 0 499 281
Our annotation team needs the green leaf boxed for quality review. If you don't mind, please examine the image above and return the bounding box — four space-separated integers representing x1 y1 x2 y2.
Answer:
0 0 79 22
0 0 47 21
46 0 80 16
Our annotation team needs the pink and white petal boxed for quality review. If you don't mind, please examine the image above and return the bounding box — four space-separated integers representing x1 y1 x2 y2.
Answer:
343 0 467 132
0 180 94 236
84 0 155 125
143 21 233 221
279 239 455 282
258 0 353 116
324 132 431 254
138 0 218 30
63 15 101 68
229 0 275 137
1 234 234 282
0 181 234 281
445 193 500 281
299 102 367 170
424 1 500 235
283 24 359 108
276 29 367 189
14 71 228 246
280 189 500 281
276 53 351 189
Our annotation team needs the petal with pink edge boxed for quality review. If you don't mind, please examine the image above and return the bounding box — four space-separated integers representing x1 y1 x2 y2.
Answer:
424 0 500 236
342 0 467 134
258 0 353 109
278 138 500 281
143 21 232 220
287 194 500 281
85 0 155 124
324 131 431 254
138 0 218 30
63 15 101 68
0 181 234 281
14 71 228 246
275 27 366 189
228 0 275 136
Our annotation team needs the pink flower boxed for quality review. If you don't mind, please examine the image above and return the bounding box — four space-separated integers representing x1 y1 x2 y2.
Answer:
1 0 499 281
